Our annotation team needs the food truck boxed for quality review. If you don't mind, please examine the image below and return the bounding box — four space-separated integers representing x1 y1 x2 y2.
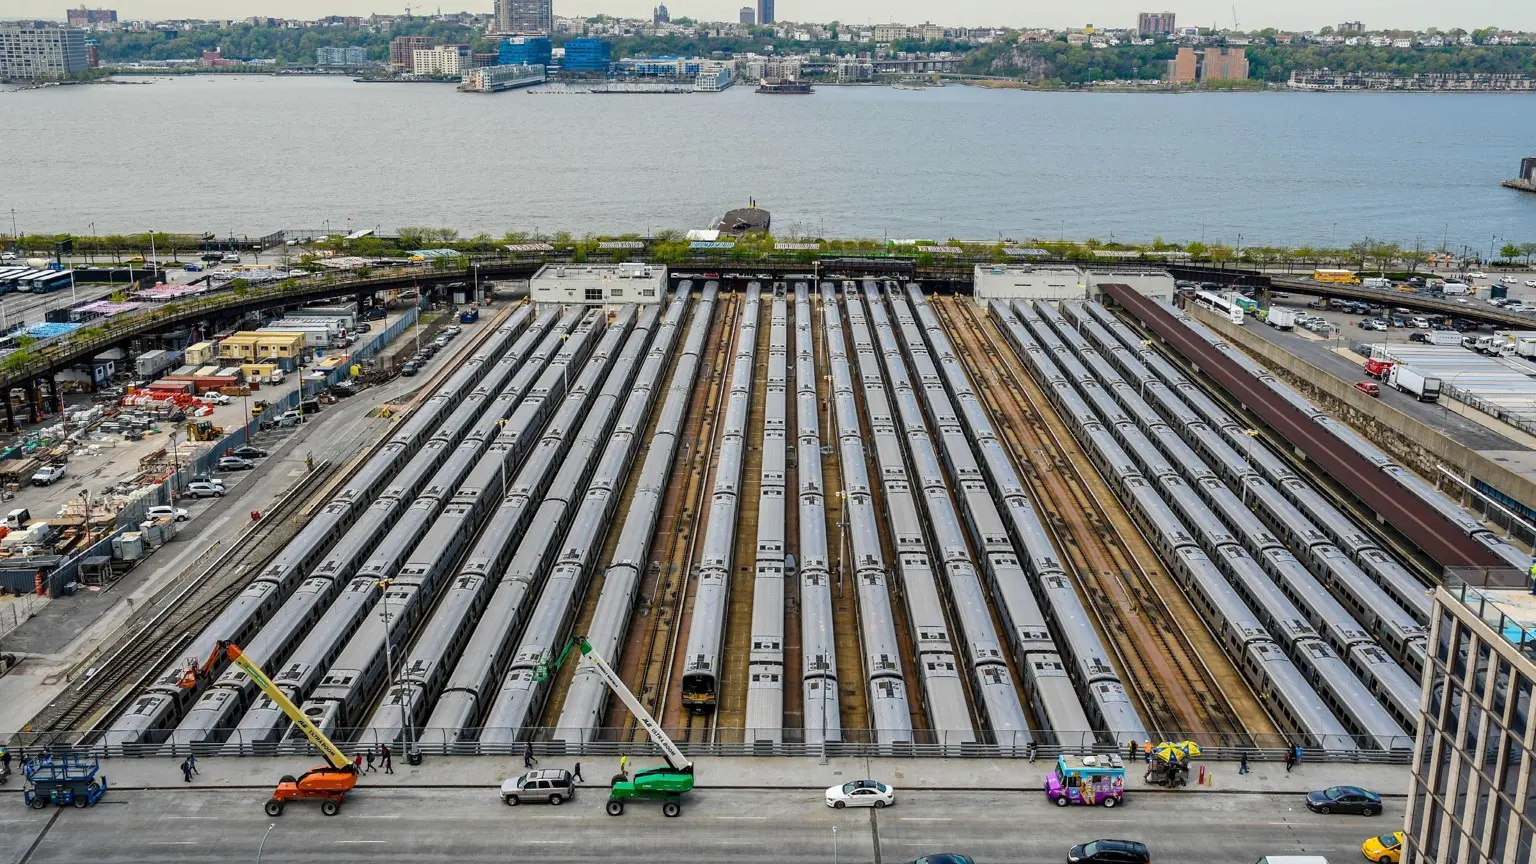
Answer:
1044 753 1126 808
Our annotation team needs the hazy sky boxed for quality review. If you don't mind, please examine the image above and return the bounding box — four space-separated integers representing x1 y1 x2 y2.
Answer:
13 2 1535 31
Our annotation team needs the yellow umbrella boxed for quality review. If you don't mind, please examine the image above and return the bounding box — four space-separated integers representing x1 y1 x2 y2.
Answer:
1177 741 1203 758
1152 742 1184 763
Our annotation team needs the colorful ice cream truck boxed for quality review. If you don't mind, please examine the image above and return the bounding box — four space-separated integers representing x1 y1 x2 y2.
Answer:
1045 753 1126 808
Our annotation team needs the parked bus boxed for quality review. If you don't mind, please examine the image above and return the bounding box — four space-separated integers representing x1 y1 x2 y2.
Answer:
1194 290 1246 325
29 270 74 293
1313 268 1361 285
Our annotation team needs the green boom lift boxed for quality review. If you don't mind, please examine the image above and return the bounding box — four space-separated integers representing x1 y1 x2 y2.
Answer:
535 636 695 817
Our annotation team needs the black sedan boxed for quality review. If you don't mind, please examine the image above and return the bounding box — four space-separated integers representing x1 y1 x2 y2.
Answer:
1306 786 1382 816
905 856 976 864
229 445 268 460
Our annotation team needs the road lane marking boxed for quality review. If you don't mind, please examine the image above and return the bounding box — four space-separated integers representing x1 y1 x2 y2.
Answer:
335 840 386 844
521 840 575 844
714 815 769 819
898 817 952 821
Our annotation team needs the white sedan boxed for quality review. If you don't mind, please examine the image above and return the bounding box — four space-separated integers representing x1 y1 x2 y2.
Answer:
825 780 895 809
146 505 189 522
1525 280 1536 288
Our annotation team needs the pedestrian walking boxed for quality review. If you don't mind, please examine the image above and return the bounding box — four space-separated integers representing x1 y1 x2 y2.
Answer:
353 754 363 773
619 754 628 776
1239 753 1250 775
1293 745 1302 769
573 761 583 783
1283 748 1295 773
187 754 199 776
365 750 377 773
1143 740 1153 764
1 746 10 776
381 744 393 775
180 759 193 783
523 742 536 769
1028 742 1037 764
1127 739 1136 762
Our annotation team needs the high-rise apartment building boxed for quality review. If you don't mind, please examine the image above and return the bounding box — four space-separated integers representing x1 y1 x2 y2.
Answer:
412 44 469 77
1166 46 1248 83
757 0 774 26
316 46 367 67
388 35 432 68
1403 580 1535 864
0 24 89 80
65 8 117 28
740 7 755 25
1136 12 1176 35
495 0 554 34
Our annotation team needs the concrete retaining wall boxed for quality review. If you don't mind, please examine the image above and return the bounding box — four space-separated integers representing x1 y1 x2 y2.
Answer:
1185 304 1536 529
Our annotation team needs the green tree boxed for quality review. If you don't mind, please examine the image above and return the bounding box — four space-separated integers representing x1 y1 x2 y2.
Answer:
1500 243 1521 261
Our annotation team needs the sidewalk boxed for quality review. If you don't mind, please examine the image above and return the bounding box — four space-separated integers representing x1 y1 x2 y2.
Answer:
12 755 1412 797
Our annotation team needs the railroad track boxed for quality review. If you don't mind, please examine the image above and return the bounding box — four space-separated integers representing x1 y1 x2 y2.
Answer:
811 290 870 732
623 292 739 744
33 463 334 738
939 296 1254 740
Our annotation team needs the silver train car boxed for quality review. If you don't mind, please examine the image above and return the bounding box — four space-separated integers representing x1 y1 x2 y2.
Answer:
471 304 678 747
554 283 719 744
381 300 676 748
793 282 842 746
294 312 610 738
106 307 538 749
846 285 976 743
741 288 790 744
907 288 1104 744
820 282 914 745
680 283 762 713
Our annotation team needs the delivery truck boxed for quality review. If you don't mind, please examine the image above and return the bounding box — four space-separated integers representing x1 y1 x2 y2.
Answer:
1264 307 1296 330
1387 365 1441 402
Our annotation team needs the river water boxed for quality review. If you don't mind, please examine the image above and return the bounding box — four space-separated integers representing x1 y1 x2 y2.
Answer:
2 74 1533 250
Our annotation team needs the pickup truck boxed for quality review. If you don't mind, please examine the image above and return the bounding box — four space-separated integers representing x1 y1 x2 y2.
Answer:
31 464 66 486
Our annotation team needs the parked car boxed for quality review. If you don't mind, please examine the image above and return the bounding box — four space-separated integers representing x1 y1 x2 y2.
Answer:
1362 831 1405 863
825 780 895 809
229 445 268 459
1067 839 1151 864
332 380 361 397
146 505 190 522
200 253 224 262
1306 785 1382 816
217 456 255 471
186 481 225 498
0 251 16 261
1355 381 1380 397
30 464 66 486
275 410 303 427
902 856 976 864
401 361 419 377
500 769 575 806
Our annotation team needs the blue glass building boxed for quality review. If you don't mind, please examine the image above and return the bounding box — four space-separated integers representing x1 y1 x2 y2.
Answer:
499 35 551 68
562 38 611 72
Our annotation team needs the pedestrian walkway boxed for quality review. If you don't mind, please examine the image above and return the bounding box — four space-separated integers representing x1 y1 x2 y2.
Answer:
42 755 1411 797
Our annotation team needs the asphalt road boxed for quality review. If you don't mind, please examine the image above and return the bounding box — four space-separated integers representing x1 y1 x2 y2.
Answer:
0 788 1388 863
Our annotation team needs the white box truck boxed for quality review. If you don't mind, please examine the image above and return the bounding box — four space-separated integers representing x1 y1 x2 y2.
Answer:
1388 365 1442 402
1361 277 1393 289
1428 330 1463 346
1442 281 1470 295
1265 307 1296 330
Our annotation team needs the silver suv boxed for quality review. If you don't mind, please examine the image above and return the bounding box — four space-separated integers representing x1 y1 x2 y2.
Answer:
500 769 575 806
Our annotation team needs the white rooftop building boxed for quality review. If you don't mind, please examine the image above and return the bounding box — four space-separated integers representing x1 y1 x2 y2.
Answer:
972 264 1176 303
531 263 667 305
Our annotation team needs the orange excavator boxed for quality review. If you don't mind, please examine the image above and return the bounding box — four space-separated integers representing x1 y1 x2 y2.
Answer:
181 641 357 816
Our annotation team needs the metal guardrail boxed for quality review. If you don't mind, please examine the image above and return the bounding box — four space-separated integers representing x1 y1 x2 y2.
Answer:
4 728 1416 765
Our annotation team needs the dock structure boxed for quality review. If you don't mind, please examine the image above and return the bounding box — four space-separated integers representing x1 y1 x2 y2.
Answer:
1502 156 1536 193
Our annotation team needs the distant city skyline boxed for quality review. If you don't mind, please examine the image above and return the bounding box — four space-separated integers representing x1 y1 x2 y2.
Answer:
10 1 1536 31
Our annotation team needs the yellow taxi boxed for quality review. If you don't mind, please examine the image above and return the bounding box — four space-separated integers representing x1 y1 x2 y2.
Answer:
1361 831 1405 863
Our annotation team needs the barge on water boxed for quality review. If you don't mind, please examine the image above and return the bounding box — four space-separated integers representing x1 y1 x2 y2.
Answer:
756 79 813 94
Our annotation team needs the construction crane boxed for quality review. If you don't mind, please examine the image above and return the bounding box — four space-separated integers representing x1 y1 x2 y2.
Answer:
182 642 357 816
535 636 694 816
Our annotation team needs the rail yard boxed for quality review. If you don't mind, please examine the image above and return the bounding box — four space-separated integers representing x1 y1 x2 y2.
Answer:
44 277 1516 759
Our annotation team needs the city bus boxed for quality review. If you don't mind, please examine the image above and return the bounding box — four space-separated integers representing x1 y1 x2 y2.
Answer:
1312 268 1361 285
